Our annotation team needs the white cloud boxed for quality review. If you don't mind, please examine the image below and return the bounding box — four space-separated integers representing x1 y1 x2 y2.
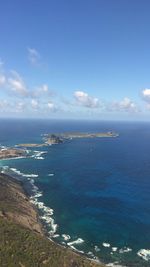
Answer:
33 84 54 98
28 47 40 66
8 71 28 97
141 88 150 110
0 74 6 86
74 91 99 108
15 102 25 112
47 102 57 112
41 84 48 92
142 88 150 101
31 99 38 109
110 97 138 112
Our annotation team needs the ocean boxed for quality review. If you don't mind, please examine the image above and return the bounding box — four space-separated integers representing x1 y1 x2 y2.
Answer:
0 118 150 267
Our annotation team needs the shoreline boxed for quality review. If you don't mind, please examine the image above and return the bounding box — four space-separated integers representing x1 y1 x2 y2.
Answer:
21 174 103 264
0 155 146 267
0 170 104 266
0 172 44 236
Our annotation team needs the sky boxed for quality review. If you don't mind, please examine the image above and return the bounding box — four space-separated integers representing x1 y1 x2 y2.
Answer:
0 0 150 120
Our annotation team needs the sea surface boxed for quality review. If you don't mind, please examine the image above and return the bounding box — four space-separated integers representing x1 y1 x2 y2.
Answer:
0 118 150 267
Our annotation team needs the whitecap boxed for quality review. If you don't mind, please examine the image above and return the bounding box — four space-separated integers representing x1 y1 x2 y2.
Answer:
28 177 58 236
87 251 95 257
112 247 118 252
106 263 127 267
10 168 38 178
137 249 150 261
102 242 111 248
94 245 100 252
67 238 84 246
53 234 60 238
35 156 44 160
48 173 54 176
32 151 47 159
119 247 132 254
62 234 71 241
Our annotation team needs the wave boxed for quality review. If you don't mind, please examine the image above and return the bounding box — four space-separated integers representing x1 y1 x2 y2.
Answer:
1 165 57 237
10 168 39 178
102 242 111 247
0 145 7 149
28 178 58 236
94 246 100 252
53 234 60 238
67 238 84 246
1 166 38 178
31 150 47 160
35 156 44 160
87 251 95 257
112 247 118 252
106 263 127 267
62 234 71 241
1 156 27 161
137 249 150 261
118 247 132 254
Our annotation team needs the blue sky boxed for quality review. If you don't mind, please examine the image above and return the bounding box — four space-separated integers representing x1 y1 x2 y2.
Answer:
0 0 150 120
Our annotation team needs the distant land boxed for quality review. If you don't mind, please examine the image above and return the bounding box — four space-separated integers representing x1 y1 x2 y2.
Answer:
16 131 119 148
0 132 119 161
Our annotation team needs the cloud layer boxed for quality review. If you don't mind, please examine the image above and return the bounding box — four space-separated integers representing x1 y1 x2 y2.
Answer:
74 91 100 108
8 71 28 97
0 50 147 118
110 97 138 113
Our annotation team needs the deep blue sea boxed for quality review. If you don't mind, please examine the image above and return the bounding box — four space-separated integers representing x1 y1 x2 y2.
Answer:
0 119 150 267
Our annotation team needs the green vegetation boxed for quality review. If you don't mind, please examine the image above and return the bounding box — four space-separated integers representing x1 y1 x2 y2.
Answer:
0 218 104 267
0 173 104 267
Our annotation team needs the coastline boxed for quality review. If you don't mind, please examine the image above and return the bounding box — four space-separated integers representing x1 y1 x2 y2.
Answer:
0 171 104 267
20 173 104 264
0 172 44 236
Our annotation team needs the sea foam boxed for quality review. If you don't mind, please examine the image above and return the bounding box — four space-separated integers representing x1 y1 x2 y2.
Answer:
10 168 38 178
32 151 47 160
137 249 150 261
62 234 71 241
67 238 84 246
94 245 100 252
28 177 58 236
119 247 132 254
102 242 111 248
106 263 127 267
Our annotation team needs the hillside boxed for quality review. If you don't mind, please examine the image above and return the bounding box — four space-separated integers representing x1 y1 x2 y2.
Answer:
0 173 104 267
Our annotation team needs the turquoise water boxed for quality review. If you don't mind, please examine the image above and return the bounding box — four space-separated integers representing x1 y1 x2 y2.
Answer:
1 119 150 266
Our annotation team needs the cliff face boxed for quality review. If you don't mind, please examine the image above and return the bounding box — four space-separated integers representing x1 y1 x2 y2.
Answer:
0 173 104 267
0 173 43 235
